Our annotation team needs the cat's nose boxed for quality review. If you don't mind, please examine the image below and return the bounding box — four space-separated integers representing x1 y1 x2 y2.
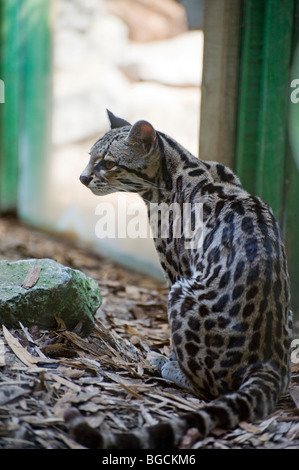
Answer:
80 175 92 186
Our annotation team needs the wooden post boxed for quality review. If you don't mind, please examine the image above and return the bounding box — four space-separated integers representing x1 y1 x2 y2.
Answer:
199 0 242 168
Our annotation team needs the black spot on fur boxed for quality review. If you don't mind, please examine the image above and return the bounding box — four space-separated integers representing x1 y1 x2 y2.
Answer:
232 285 244 300
199 305 210 316
187 316 200 330
245 237 258 262
243 303 255 318
231 200 245 216
204 319 216 330
218 316 231 328
229 303 241 317
185 329 201 343
212 294 229 312
172 319 182 331
205 334 224 348
219 270 231 288
173 332 182 346
228 335 246 348
249 332 261 351
185 342 200 356
188 168 206 177
181 296 196 316
246 286 259 300
205 356 214 368
234 260 245 281
241 216 254 234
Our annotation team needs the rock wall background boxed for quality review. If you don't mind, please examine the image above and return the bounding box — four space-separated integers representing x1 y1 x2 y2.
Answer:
52 0 203 153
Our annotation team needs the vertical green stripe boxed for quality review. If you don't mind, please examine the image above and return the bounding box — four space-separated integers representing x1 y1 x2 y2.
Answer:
236 0 294 222
0 0 21 212
0 0 52 217
17 0 52 223
236 0 299 323
256 0 294 220
235 0 265 195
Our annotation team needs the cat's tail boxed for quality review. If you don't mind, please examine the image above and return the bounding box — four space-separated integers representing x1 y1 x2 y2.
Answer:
64 366 285 449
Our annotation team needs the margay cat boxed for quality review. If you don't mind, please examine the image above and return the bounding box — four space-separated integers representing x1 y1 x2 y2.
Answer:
64 110 292 449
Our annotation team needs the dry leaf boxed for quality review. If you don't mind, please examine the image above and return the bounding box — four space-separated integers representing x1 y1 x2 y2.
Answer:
21 265 42 289
3 325 39 367
239 421 261 434
51 374 81 392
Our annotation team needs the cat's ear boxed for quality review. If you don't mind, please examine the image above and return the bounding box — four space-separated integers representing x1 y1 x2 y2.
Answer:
107 109 130 129
126 120 157 152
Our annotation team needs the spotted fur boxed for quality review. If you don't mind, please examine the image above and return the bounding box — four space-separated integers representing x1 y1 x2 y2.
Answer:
65 110 293 449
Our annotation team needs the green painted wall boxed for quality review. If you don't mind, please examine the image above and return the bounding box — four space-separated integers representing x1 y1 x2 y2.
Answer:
0 0 51 216
236 0 299 323
0 0 21 212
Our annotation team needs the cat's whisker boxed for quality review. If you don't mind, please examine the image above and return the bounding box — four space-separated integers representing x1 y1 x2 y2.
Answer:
118 177 168 193
108 185 131 194
134 177 168 192
108 184 151 204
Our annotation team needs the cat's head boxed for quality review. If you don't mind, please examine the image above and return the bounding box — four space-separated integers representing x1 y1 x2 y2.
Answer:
79 110 159 196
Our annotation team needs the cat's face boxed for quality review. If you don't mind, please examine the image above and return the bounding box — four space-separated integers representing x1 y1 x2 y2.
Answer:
80 111 159 196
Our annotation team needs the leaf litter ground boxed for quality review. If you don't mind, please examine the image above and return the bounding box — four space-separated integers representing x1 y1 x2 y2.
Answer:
0 216 298 449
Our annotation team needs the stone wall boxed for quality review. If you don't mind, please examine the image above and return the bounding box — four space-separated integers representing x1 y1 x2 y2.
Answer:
52 0 203 155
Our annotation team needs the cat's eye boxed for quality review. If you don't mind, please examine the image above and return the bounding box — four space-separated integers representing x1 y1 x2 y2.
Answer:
94 160 116 172
103 160 116 170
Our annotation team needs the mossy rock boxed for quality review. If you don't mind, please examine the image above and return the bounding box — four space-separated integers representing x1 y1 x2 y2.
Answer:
0 259 102 336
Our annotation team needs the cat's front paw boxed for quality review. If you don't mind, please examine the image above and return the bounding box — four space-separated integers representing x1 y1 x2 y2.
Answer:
149 353 195 393
148 352 168 372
